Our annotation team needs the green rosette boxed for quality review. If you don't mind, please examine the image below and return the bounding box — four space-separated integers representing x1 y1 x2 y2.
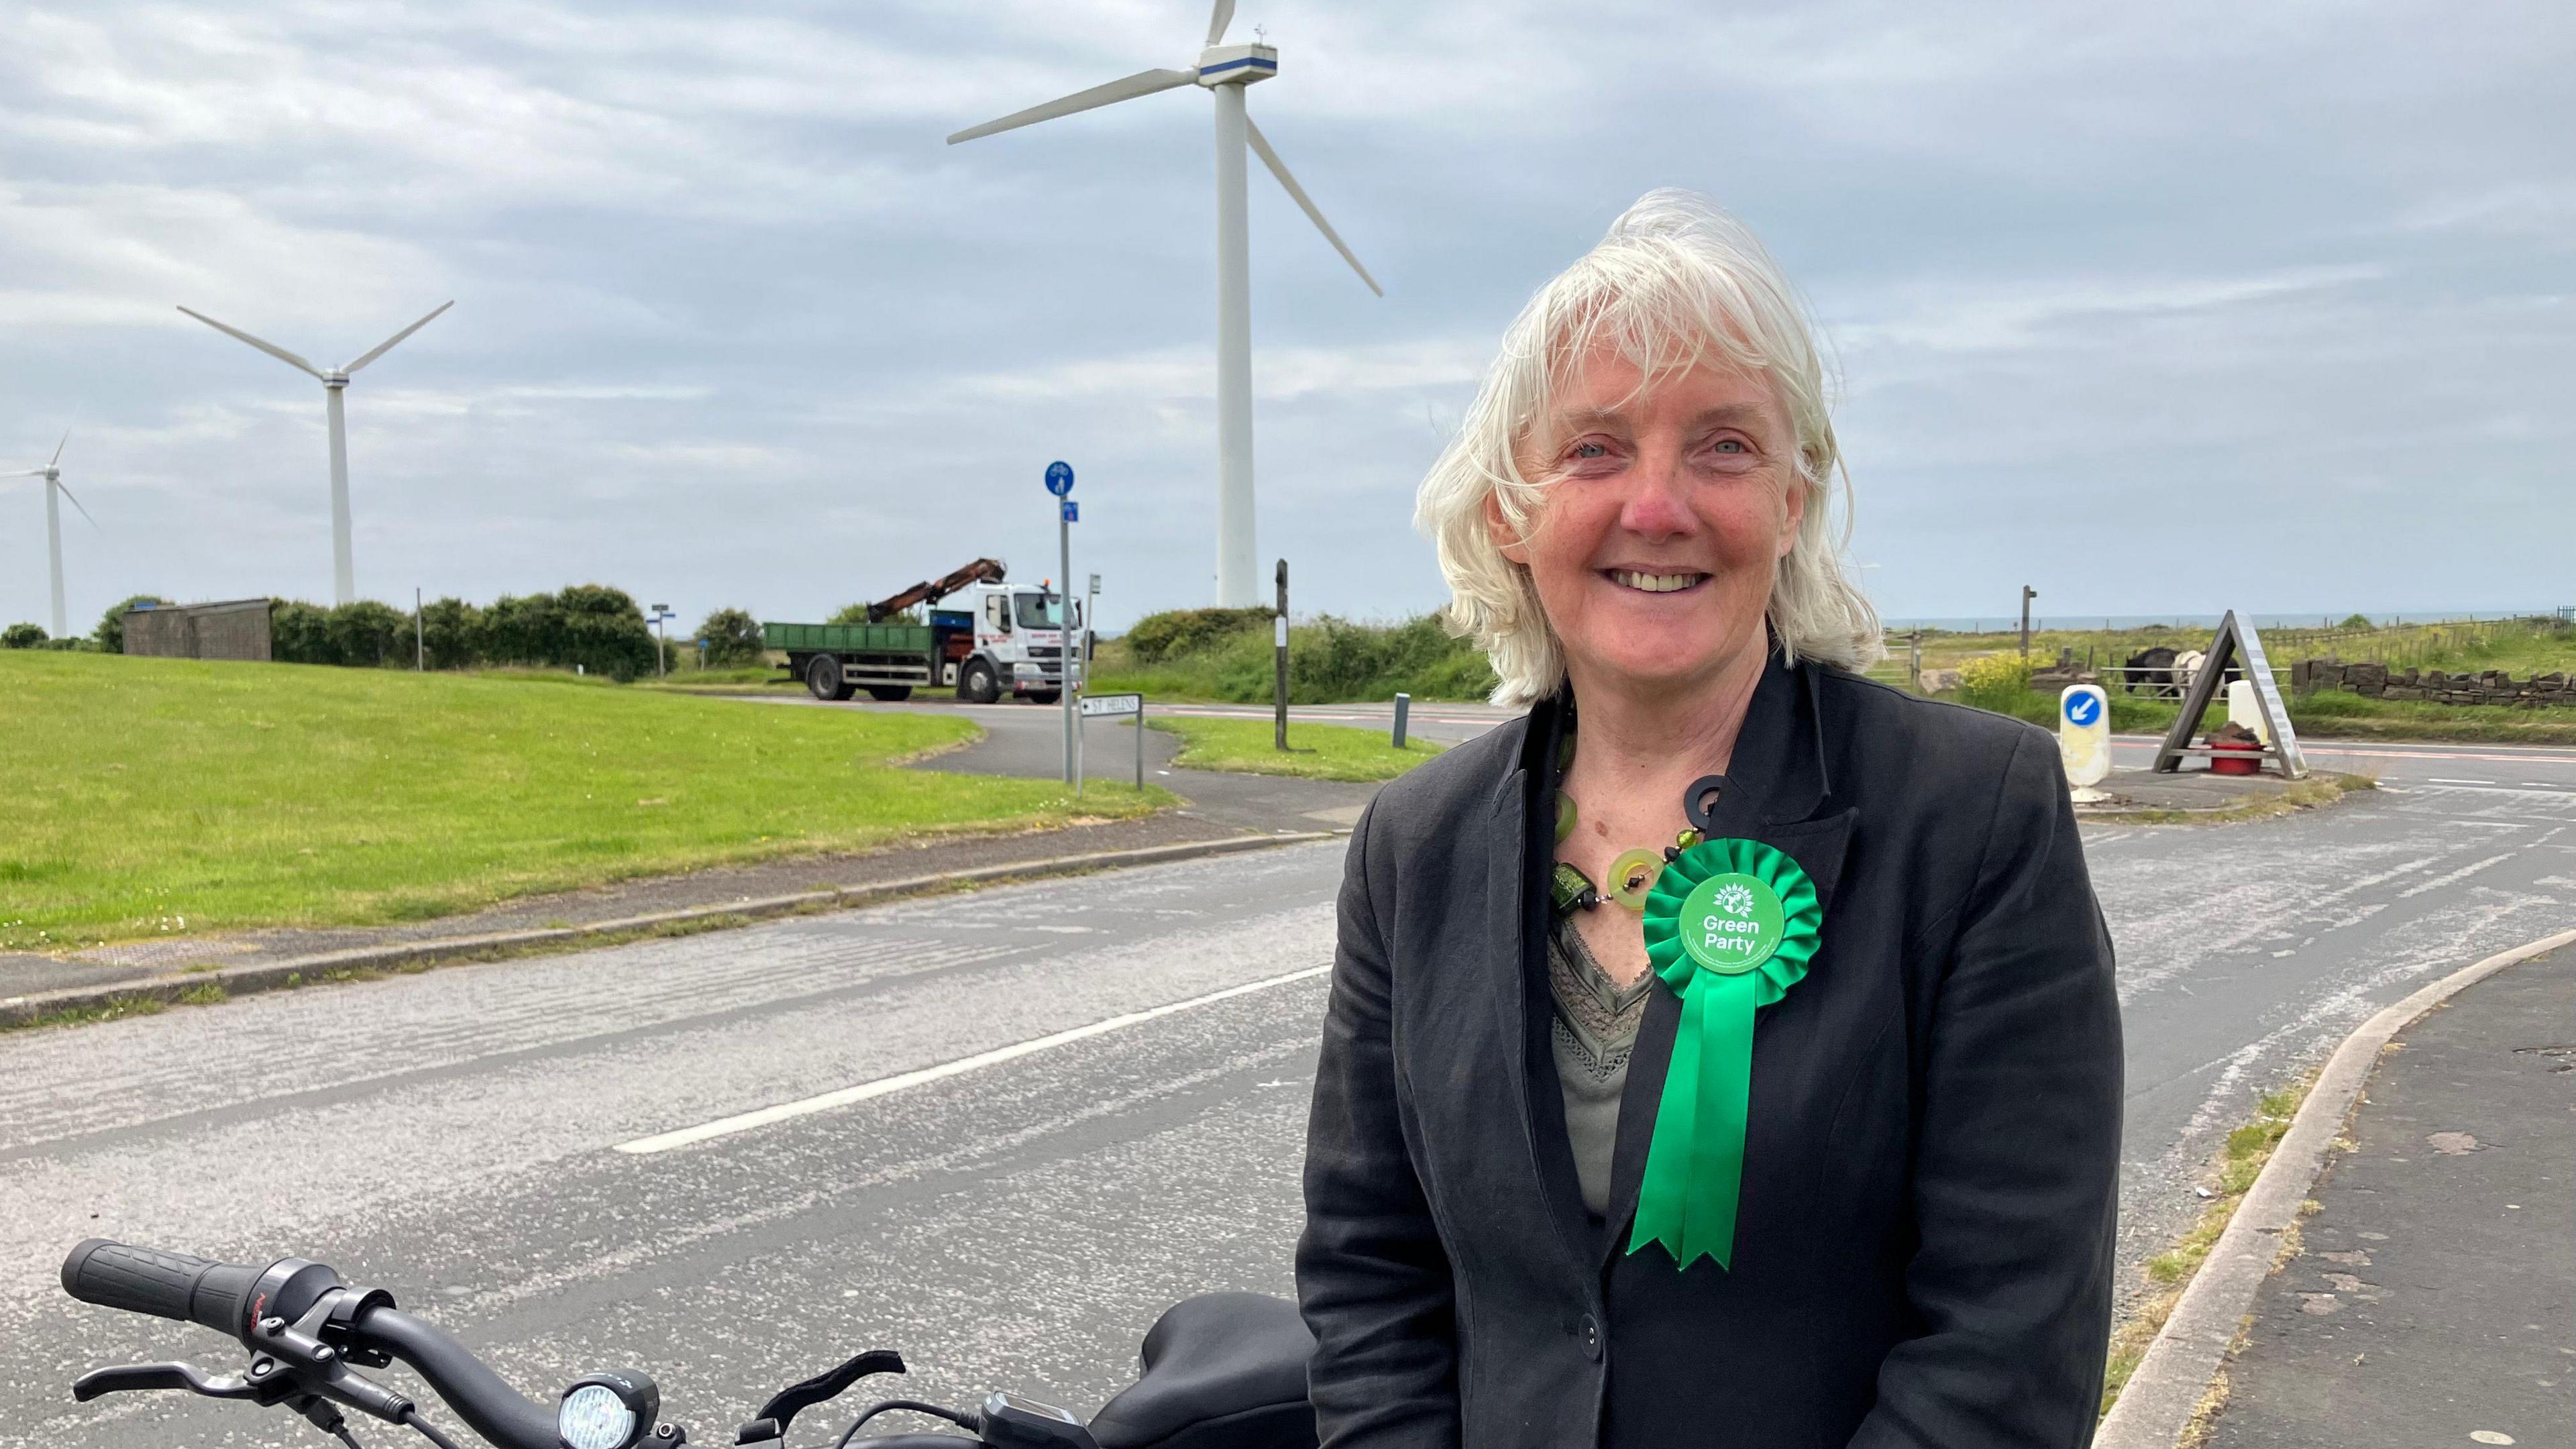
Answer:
1628 837 1821 1270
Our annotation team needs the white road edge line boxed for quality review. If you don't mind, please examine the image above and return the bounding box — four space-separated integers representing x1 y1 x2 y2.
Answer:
613 963 1334 1155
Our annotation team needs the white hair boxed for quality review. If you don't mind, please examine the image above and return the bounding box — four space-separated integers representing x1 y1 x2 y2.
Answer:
1415 189 1882 707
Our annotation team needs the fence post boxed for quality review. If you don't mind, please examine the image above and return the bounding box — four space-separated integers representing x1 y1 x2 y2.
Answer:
1392 692 1411 750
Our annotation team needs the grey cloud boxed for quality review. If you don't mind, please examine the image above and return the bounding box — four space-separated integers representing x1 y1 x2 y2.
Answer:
1 0 2568 636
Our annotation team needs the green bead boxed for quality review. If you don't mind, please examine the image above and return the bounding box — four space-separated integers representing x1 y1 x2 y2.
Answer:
1607 847 1664 910
1550 861 1598 914
1555 791 1577 843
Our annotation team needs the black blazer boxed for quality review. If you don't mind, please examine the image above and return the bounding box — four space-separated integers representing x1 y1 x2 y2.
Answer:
1297 655 2121 1448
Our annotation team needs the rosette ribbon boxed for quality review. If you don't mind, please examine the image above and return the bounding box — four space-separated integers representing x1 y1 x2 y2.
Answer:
1629 837 1821 1270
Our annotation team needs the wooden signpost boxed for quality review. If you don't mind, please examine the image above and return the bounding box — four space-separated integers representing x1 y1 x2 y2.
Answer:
2151 610 2308 778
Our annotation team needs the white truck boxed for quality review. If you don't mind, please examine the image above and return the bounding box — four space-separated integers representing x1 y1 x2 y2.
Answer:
764 559 1089 704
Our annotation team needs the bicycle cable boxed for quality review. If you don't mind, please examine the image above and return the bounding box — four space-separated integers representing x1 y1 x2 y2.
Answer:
400 1407 466 1449
831 1397 977 1448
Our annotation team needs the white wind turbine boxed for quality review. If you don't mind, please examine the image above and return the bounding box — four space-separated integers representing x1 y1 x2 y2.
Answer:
6 431 98 638
947 0 1381 608
178 300 453 606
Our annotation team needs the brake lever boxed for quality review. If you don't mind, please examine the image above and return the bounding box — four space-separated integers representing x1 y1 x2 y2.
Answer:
73 1361 260 1403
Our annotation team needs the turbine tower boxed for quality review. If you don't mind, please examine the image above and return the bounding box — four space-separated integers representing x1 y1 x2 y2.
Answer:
6 431 97 637
947 0 1380 607
178 300 452 606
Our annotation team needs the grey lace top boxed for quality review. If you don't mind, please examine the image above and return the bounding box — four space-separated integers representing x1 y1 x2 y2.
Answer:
1548 914 1654 1218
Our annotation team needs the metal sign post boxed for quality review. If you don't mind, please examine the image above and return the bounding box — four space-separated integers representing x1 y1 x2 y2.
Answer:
1273 559 1289 752
1081 692 1146 790
1046 462 1077 790
1391 692 1410 749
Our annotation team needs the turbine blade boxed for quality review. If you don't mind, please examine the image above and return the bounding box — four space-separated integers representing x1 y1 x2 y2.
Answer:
178 307 325 378
1246 117 1384 297
947 68 1197 145
54 477 99 531
1206 0 1235 44
50 429 68 467
4 468 44 478
345 300 454 374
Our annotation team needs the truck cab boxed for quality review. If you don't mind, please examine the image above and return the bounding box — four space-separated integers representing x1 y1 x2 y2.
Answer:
954 582 1087 704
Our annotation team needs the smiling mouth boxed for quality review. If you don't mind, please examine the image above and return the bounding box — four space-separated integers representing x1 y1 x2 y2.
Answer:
1604 568 1709 594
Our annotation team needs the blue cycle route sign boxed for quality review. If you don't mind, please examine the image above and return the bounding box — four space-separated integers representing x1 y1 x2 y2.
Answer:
1062 498 1079 523
1044 461 1075 497
2063 691 2103 728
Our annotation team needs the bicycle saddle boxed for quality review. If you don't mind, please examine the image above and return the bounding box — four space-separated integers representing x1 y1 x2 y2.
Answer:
1087 1293 1315 1449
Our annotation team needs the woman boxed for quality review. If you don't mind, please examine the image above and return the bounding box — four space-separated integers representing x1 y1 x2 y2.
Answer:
1297 192 2121 1448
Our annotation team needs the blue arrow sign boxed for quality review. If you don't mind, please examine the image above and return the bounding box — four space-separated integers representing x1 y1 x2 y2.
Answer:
1044 460 1075 497
1061 498 1079 523
2063 692 2102 727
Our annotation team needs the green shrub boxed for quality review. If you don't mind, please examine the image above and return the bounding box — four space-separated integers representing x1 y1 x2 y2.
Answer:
268 601 338 665
553 584 656 681
327 600 409 667
1125 607 1275 663
1096 609 1499 703
418 597 484 670
1 623 46 649
2336 613 2374 632
481 592 565 667
696 608 767 667
95 595 171 653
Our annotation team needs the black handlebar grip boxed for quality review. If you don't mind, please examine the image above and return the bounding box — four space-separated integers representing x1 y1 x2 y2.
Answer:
61 1240 262 1339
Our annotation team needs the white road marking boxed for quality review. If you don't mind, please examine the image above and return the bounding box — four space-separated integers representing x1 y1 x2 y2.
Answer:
2396 854 2514 899
2430 777 2498 786
614 962 1332 1155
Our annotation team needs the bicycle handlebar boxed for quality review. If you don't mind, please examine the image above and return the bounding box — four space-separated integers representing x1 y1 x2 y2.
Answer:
62 1240 558 1449
62 1239 260 1339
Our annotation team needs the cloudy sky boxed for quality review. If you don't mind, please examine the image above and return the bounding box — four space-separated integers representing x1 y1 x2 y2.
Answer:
3 1 2568 636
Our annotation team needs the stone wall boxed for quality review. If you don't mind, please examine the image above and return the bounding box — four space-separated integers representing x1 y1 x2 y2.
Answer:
2291 659 2573 706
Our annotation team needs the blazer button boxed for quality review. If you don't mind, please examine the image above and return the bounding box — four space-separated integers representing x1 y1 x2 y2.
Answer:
1578 1313 1601 1362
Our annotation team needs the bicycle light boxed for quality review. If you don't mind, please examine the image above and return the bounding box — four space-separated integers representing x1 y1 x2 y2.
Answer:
559 1371 658 1449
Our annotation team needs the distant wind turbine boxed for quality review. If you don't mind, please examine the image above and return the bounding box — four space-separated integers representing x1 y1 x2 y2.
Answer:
947 0 1381 608
178 300 453 605
6 431 99 638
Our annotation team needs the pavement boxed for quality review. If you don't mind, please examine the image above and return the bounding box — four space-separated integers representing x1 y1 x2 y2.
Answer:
2202 947 2573 1449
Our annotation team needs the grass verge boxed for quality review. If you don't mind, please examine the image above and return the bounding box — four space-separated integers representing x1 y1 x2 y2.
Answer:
0 651 1161 951
1146 716 1445 782
2100 1076 2314 1419
2090 772 2373 826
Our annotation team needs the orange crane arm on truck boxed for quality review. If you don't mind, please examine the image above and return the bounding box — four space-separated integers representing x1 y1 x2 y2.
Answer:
866 557 1007 621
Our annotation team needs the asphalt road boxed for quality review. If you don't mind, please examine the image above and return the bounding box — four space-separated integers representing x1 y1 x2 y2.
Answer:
4 737 2573 1447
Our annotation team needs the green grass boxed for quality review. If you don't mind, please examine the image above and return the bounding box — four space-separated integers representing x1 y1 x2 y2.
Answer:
2102 1078 2314 1418
1146 715 1445 782
0 651 1161 951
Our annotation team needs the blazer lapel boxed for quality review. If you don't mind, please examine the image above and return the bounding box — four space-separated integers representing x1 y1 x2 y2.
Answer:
1596 657 1856 1266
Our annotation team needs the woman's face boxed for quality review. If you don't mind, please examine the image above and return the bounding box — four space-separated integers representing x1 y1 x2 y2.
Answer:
1495 352 1807 698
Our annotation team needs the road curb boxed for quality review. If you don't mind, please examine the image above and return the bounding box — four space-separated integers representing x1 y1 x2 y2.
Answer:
2095 924 2576 1449
0 831 1342 1031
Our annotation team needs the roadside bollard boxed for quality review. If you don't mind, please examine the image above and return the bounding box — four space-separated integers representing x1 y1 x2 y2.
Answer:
1392 692 1411 750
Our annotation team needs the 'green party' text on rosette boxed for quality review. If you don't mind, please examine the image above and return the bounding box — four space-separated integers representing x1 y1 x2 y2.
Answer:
1631 837 1821 1270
